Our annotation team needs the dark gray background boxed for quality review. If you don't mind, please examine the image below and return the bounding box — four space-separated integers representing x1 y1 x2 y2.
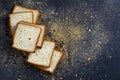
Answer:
0 0 120 80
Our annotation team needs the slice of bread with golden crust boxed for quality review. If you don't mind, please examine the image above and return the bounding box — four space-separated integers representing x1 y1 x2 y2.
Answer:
38 50 63 74
9 12 33 35
19 21 46 47
12 22 41 52
27 41 56 67
13 4 40 23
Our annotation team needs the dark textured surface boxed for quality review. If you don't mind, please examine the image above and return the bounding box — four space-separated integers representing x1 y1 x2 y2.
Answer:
0 0 120 80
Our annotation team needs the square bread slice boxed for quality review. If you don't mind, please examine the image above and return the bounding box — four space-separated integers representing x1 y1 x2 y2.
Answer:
9 12 33 35
12 23 41 52
19 21 46 47
12 4 40 23
27 41 56 67
38 50 63 74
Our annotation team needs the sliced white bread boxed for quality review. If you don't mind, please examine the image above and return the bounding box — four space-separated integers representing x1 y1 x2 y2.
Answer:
12 23 41 52
19 21 46 47
12 4 40 23
9 12 33 35
38 50 63 73
27 41 56 67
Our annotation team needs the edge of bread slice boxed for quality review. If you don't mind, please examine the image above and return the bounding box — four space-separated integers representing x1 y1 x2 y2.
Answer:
38 50 63 74
18 21 46 47
12 22 41 53
9 11 33 35
12 4 40 23
27 40 56 67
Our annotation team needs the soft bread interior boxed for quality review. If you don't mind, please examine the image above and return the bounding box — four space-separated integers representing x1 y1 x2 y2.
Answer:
38 50 63 73
12 23 41 52
27 41 55 67
13 5 39 23
9 12 33 35
18 21 46 47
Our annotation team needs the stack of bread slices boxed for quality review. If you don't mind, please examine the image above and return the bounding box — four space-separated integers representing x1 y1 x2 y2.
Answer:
9 4 63 74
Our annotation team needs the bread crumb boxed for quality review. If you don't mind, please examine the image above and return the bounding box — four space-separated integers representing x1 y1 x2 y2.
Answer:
59 77 63 80
45 2 48 6
60 47 64 52
80 78 83 80
87 57 91 61
75 74 78 77
51 77 55 80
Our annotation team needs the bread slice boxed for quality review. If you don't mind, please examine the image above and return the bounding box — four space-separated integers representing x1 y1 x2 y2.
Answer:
38 50 63 73
19 21 46 47
12 4 40 23
9 12 33 35
27 41 56 67
12 23 41 52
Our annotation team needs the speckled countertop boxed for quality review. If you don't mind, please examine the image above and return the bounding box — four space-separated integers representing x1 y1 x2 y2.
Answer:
0 0 120 80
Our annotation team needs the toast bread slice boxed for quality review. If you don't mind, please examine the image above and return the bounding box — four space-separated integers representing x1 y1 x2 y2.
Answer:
19 21 46 47
12 22 41 52
27 41 56 67
12 4 40 23
9 11 33 35
38 50 63 74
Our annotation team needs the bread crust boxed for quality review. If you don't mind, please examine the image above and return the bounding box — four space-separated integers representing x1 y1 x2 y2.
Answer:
37 24 47 48
27 60 50 68
34 10 40 24
9 11 34 37
27 41 56 67
13 4 40 23
12 22 41 53
18 21 46 47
